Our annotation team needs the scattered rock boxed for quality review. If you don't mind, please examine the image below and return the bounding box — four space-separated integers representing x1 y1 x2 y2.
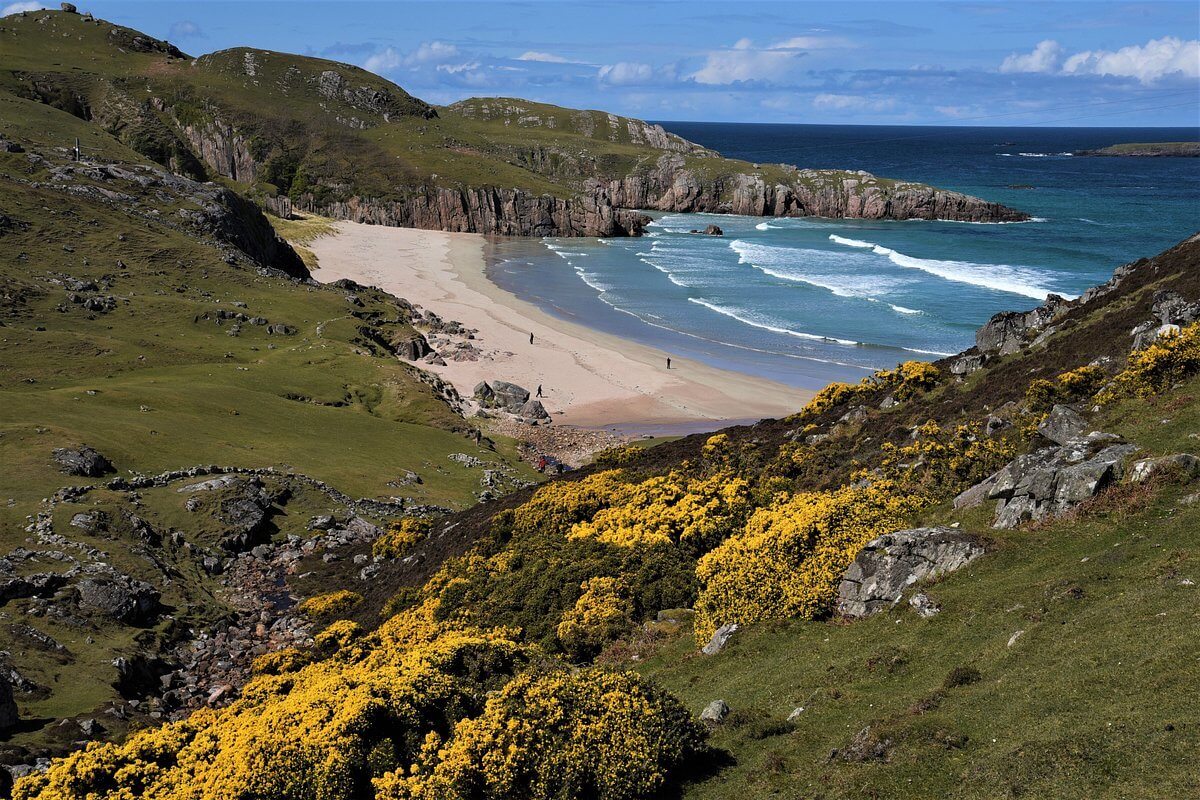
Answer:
908 592 940 618
701 622 738 655
52 446 114 477
1129 453 1200 483
838 527 984 618
74 572 162 624
700 699 729 723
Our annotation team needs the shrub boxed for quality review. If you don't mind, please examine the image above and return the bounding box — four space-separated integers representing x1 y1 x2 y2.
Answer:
1025 364 1106 411
874 420 1015 494
943 665 983 689
374 517 432 559
374 667 705 800
567 470 751 552
556 577 634 661
298 589 363 619
797 360 941 420
1098 322 1200 401
693 482 923 639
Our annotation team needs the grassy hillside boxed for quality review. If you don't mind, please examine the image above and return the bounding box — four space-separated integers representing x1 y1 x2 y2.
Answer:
0 72 536 765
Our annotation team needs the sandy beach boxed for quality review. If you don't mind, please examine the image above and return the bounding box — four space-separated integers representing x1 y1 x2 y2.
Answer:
308 221 809 433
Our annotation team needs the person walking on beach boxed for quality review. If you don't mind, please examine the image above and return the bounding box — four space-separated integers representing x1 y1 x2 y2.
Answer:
536 385 543 398
666 357 672 370
529 332 534 345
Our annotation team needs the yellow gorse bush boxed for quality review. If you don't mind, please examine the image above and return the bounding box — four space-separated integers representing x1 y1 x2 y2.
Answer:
16 602 702 800
298 589 363 619
373 517 432 560
798 360 941 419
1097 321 1200 401
693 481 923 640
376 668 703 800
1025 364 1106 411
567 470 751 551
874 420 1016 493
556 576 634 660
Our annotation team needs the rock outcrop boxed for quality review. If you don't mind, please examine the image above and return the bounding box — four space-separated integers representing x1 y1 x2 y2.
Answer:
837 527 984 618
52 446 114 477
973 433 1139 529
976 294 1070 356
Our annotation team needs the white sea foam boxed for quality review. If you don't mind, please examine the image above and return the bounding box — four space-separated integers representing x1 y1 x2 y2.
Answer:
889 304 922 315
688 298 860 345
826 234 1067 300
729 239 907 299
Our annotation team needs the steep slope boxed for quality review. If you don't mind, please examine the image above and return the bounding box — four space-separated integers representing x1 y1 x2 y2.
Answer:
2 9 1026 237
12 220 1198 796
0 78 537 771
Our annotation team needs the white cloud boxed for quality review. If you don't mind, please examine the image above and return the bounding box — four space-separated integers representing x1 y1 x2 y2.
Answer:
1000 36 1199 83
1063 36 1200 83
812 93 896 112
999 40 1063 74
690 35 852 85
517 51 568 63
598 61 655 86
364 41 462 74
1 2 47 15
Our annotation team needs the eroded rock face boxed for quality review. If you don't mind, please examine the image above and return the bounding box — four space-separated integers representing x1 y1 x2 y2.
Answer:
986 434 1139 528
1130 289 1199 350
837 527 984 619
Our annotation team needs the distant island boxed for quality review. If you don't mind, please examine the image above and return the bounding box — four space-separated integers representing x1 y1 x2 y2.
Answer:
1076 142 1200 157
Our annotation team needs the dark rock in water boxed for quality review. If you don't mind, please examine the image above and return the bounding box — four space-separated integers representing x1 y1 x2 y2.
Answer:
703 224 723 236
838 527 984 618
0 678 18 733
52 446 114 477
75 572 162 624
1037 404 1088 446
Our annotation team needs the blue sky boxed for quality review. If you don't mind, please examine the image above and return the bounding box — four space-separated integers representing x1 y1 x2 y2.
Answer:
8 0 1199 125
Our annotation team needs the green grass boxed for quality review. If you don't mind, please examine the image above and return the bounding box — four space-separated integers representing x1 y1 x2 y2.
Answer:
635 471 1200 798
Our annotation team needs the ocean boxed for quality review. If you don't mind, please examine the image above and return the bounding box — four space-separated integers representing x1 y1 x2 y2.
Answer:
485 124 1200 389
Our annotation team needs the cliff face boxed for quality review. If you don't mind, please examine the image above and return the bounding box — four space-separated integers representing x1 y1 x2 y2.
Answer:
267 187 650 238
269 160 1025 238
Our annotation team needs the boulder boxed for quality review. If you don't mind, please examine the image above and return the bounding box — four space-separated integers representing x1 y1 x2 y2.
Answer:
52 446 114 477
490 381 530 409
1129 453 1200 483
700 699 729 723
61 2 78 12
391 332 432 361
1037 404 1088 445
75 573 161 624
473 381 495 404
908 592 940 618
702 224 723 236
838 527 984 618
517 399 550 420
988 435 1139 528
701 622 738 655
949 353 984 378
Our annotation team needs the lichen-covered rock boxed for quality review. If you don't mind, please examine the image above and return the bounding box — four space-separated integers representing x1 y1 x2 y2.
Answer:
700 699 729 723
976 295 1070 355
74 572 162 624
837 527 984 618
987 435 1139 528
1129 453 1200 483
1037 404 1088 445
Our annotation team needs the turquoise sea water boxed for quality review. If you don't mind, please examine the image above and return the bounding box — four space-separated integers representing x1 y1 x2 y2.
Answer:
486 124 1200 389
